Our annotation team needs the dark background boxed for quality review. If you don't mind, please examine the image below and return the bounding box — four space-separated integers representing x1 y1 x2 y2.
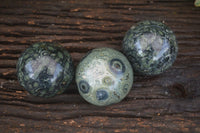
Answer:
0 0 200 132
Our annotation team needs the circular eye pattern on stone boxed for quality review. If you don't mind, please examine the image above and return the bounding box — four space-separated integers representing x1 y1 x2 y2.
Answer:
79 80 90 94
102 76 114 85
109 58 125 74
96 89 109 101
123 84 129 93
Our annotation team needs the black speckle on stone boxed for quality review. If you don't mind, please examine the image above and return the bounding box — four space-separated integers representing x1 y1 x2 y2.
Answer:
96 89 108 101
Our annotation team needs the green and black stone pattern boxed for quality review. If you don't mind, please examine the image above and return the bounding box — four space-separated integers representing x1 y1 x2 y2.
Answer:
123 20 178 75
17 42 74 98
76 48 133 106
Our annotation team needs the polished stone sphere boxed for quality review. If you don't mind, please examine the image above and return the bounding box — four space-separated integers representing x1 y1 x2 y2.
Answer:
123 20 178 75
76 48 133 106
17 42 74 98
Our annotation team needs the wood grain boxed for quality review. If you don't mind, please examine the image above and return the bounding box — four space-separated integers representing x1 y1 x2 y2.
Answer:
0 0 200 132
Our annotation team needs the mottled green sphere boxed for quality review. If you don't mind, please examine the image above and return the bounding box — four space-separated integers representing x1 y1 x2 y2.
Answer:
76 48 133 106
17 42 74 98
123 21 178 75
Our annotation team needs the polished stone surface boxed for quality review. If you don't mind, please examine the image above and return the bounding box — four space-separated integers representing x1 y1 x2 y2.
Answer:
123 20 178 75
76 48 133 106
17 42 74 97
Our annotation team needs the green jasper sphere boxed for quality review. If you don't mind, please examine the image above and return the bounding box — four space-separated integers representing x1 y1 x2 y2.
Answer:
76 48 133 106
17 42 74 98
123 20 178 75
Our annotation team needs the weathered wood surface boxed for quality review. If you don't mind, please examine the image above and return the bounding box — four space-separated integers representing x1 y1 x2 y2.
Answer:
0 0 200 132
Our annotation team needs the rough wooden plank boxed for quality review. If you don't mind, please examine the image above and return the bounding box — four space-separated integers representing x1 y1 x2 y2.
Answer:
0 0 200 133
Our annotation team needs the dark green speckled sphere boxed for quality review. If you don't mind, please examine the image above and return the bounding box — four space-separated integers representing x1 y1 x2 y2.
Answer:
123 21 178 75
76 48 133 106
17 42 74 98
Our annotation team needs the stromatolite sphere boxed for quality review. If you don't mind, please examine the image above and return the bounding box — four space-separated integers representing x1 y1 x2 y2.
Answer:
76 48 133 106
123 21 178 75
17 42 74 98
